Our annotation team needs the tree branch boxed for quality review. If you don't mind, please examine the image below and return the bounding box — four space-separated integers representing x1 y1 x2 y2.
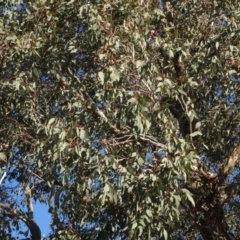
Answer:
0 202 41 240
25 185 42 240
0 170 7 185
223 144 240 177
25 186 42 240
219 178 240 204
88 95 167 149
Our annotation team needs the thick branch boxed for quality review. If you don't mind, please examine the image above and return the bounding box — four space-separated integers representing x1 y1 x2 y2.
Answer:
190 165 217 180
24 186 41 240
0 202 41 240
219 178 240 204
223 144 240 178
25 186 34 219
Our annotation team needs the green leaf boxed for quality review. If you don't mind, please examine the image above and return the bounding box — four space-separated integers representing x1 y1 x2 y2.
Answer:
132 222 138 230
163 228 168 240
137 157 144 165
32 68 40 79
178 88 187 96
195 122 201 129
127 97 136 105
79 129 86 140
190 131 202 137
146 209 152 218
110 66 120 82
48 118 55 126
135 115 143 133
98 71 104 84
168 49 174 58
138 225 143 236
136 60 145 70
172 207 179 220
13 80 20 91
0 153 7 162
182 188 195 207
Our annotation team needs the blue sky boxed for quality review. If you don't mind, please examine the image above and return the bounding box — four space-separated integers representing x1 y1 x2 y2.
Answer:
34 202 51 237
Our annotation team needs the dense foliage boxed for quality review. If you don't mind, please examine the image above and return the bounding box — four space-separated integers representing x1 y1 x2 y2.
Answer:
0 0 239 239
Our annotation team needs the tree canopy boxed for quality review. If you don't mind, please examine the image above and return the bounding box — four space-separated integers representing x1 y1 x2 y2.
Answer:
0 0 240 239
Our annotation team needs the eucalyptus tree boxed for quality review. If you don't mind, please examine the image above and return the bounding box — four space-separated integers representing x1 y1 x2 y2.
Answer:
0 0 239 239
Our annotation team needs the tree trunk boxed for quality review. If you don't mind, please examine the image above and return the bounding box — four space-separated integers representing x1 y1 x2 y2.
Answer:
198 204 235 240
26 220 42 240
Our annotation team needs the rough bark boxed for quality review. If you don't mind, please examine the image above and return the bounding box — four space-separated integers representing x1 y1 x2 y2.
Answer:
186 144 240 240
198 208 236 240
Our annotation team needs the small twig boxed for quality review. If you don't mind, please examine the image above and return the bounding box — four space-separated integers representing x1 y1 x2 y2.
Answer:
139 134 167 149
27 170 45 182
0 171 7 185
0 161 9 185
